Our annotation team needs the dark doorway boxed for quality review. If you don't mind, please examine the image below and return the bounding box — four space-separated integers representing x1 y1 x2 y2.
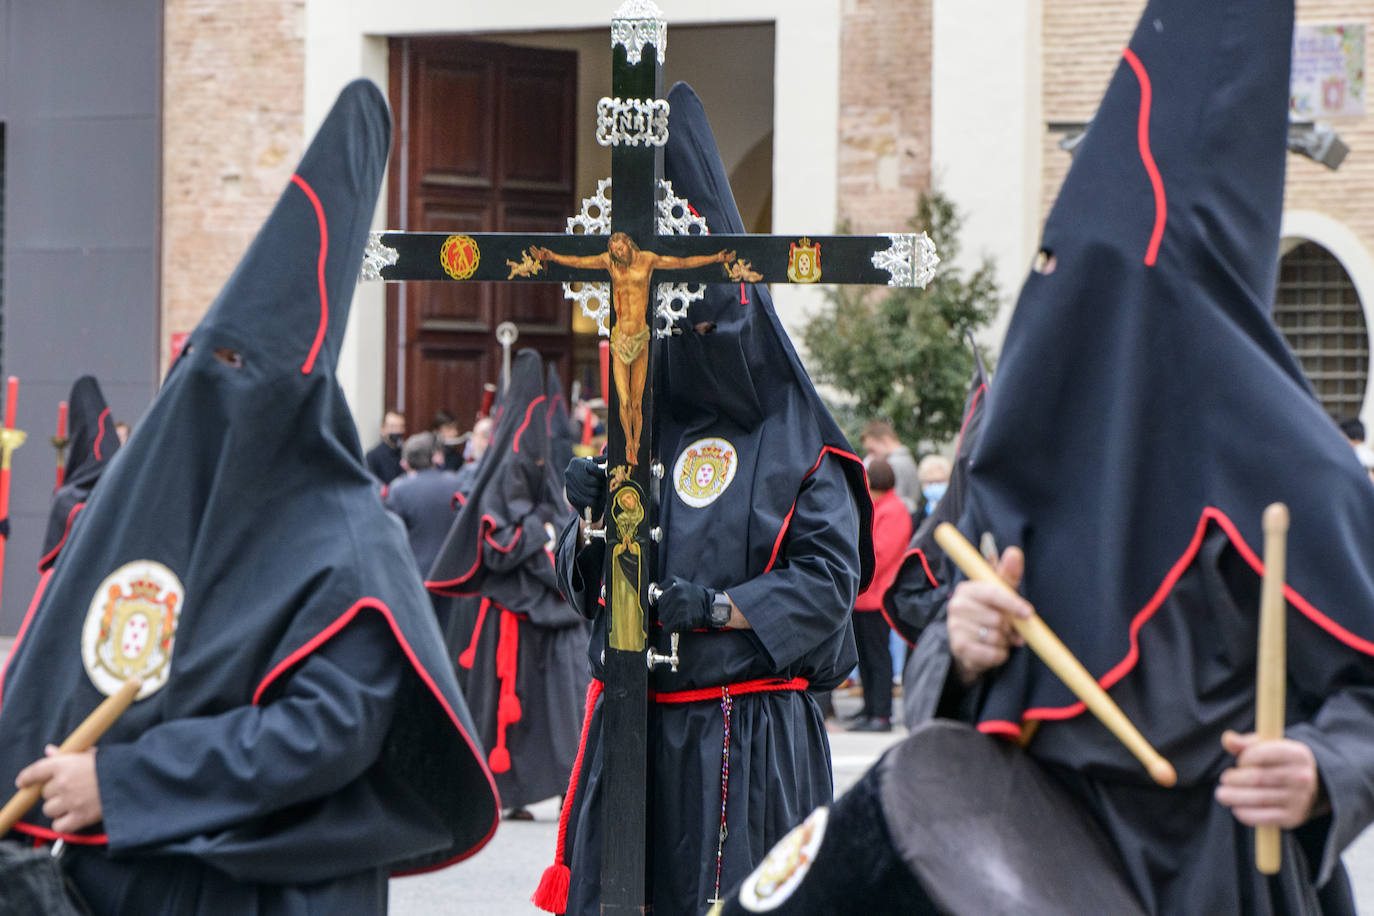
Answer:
386 37 577 432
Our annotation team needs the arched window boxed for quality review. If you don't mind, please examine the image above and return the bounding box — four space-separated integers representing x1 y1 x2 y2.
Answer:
1274 240 1368 419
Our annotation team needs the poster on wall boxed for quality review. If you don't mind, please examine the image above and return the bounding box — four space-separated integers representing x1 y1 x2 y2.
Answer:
1291 23 1365 119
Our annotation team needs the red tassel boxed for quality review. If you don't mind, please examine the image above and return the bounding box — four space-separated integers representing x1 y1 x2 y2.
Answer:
532 680 603 913
532 862 571 913
488 608 522 774
458 597 490 669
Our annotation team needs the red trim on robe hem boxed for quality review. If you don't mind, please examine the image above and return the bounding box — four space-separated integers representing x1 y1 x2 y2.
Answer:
10 823 108 846
976 506 1374 735
879 602 913 648
1122 48 1167 267
485 526 522 554
976 720 1023 740
92 408 110 461
252 597 500 872
38 502 84 571
513 396 547 455
901 547 940 590
425 515 524 595
290 174 331 375
763 445 868 574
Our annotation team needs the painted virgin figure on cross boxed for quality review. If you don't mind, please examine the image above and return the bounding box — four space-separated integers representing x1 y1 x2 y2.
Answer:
530 233 734 465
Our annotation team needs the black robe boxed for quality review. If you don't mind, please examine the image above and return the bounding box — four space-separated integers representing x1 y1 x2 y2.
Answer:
548 83 872 916
428 350 590 812
0 80 498 915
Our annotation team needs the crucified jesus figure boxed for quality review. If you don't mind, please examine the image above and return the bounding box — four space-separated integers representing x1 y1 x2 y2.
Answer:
531 232 734 466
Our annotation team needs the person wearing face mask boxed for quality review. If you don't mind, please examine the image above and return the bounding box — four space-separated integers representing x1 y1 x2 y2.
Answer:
365 409 406 485
916 454 951 523
541 83 872 916
0 81 498 914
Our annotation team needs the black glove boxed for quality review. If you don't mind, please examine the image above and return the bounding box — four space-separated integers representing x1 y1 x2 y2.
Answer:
0 517 9 540
564 457 607 518
655 576 716 633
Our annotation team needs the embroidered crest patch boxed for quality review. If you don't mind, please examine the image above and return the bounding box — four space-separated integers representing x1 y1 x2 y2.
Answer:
739 806 828 911
82 560 183 700
672 437 738 508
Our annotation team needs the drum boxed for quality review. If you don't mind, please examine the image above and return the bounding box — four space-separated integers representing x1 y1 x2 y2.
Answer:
711 720 1146 915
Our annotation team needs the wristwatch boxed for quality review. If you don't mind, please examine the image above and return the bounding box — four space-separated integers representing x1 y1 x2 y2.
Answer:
707 590 733 628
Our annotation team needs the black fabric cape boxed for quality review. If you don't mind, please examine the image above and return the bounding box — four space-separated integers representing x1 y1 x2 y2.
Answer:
39 376 120 571
0 80 498 911
549 83 869 916
427 349 588 811
942 0 1374 911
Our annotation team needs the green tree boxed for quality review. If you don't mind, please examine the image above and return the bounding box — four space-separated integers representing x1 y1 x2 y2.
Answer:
802 189 1001 450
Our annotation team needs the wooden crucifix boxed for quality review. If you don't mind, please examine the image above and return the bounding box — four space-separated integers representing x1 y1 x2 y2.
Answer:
364 2 937 910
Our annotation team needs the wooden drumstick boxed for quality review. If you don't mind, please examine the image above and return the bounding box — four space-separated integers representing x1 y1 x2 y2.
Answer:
935 523 1177 787
1255 503 1289 875
0 676 142 838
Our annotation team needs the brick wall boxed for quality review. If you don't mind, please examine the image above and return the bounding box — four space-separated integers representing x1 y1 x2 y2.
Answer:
161 0 306 371
1284 2 1374 255
1042 0 1374 258
837 0 933 232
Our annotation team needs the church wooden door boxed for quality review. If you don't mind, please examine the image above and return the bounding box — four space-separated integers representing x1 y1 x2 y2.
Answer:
386 37 576 431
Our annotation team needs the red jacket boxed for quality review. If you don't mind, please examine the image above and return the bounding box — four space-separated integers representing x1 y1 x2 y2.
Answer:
855 488 912 611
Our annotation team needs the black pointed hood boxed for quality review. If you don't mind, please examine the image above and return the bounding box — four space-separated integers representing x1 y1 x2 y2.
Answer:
661 82 873 590
40 376 119 570
960 0 1374 736
0 80 498 872
192 80 389 380
428 349 574 607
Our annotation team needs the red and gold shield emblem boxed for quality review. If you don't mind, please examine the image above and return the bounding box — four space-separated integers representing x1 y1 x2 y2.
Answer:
439 234 481 280
82 560 183 699
787 237 822 284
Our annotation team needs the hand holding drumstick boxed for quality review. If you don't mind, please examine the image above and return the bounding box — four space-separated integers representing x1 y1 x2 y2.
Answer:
0 676 141 837
938 524 1176 787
